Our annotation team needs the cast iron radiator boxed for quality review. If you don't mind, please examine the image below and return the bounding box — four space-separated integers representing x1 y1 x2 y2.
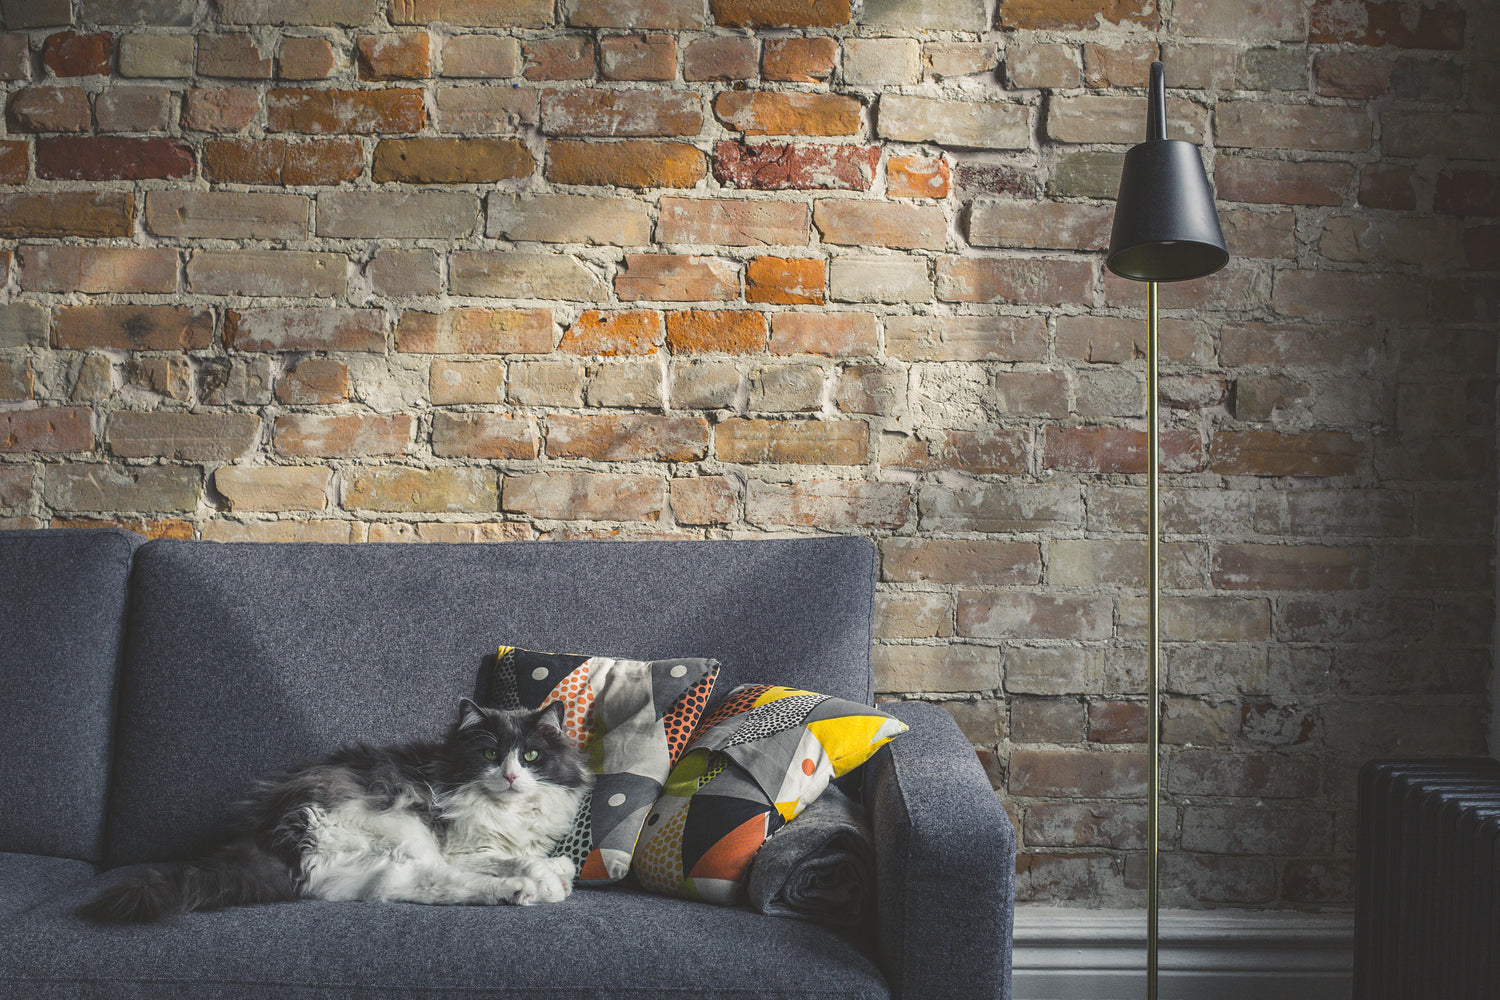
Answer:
1356 758 1500 1000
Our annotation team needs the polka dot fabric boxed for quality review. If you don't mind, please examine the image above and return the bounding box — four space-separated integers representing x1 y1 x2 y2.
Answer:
483 647 720 886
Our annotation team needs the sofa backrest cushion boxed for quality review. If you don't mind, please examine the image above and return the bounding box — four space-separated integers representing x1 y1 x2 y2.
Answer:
106 536 876 866
0 528 140 862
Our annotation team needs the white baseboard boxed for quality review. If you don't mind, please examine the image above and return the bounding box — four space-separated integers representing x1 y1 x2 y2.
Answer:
1013 905 1354 1000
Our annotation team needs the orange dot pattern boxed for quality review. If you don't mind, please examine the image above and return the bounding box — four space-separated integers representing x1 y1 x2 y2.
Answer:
693 683 770 738
663 669 718 765
541 663 596 748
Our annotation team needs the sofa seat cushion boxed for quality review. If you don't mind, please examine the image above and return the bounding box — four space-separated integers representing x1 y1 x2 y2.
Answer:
0 878 889 1000
0 854 95 919
0 529 139 861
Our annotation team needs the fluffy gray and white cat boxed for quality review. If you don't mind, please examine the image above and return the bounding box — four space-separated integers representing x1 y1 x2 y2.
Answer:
79 700 592 923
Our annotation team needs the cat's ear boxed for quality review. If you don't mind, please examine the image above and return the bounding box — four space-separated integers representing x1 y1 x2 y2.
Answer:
458 698 487 729
535 700 566 737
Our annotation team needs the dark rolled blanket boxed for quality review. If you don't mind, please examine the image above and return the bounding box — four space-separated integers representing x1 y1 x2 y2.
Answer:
744 784 875 928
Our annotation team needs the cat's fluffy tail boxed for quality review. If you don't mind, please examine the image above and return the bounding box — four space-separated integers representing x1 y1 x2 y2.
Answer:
78 839 298 923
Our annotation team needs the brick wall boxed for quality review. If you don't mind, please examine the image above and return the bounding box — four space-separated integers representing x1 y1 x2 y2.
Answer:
1 0 1495 909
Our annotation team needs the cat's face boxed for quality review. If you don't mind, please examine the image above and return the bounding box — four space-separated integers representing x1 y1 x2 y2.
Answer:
449 700 590 798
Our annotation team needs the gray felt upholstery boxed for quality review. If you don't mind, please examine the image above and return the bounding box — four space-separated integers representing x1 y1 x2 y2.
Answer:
865 702 1015 1000
0 531 1014 1000
0 528 140 861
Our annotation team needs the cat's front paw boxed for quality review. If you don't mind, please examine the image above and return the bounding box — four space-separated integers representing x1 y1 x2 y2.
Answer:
497 876 541 906
524 856 574 903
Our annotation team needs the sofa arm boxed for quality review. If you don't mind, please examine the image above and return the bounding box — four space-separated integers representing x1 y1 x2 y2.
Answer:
862 701 1014 1000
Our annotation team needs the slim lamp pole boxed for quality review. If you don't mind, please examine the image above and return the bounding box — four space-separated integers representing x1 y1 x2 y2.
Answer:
1146 278 1161 1000
1105 61 1228 1000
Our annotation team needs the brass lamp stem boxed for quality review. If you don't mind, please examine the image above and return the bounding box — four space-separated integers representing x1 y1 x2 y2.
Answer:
1146 279 1161 1000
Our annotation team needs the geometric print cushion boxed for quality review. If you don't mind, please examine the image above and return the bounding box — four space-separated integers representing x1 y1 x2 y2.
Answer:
483 647 719 886
631 684 905 905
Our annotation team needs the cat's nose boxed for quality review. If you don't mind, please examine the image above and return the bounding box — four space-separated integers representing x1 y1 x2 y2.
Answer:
503 772 519 785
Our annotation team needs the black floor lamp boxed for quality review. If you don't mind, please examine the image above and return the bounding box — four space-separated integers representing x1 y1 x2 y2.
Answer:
1105 61 1229 1000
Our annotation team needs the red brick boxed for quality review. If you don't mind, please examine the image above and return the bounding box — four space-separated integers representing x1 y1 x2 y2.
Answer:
1464 225 1500 270
770 311 875 356
522 37 595 80
279 36 337 79
559 309 662 355
1043 426 1204 474
881 537 1041 586
1089 702 1147 744
1209 430 1363 476
546 413 709 462
1215 157 1353 206
0 407 93 453
683 36 757 81
887 154 950 198
1213 543 1370 591
42 30 111 76
395 308 554 354
267 88 426 133
374 137 533 183
36 136 193 181
711 0 849 27
1309 0 1465 49
715 417 866 464
275 413 413 458
615 254 738 302
0 142 23 184
1272 270 1426 322
541 87 702 136
762 37 836 82
1435 170 1500 217
54 304 212 351
1359 164 1417 211
225 308 387 352
431 413 540 460
600 34 676 81
665 310 767 353
713 141 879 191
1001 0 1157 29
1314 51 1392 98
747 256 824 305
203 137 365 185
714 91 861 136
546 139 704 188
7 87 91 132
181 88 259 132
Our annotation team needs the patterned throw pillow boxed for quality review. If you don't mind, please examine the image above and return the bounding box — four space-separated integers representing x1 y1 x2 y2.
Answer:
483 647 718 885
631 684 906 905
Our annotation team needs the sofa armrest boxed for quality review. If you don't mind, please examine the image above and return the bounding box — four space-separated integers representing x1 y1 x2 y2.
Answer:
862 701 1014 1000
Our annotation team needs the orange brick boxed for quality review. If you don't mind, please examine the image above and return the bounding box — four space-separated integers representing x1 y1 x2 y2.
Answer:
715 417 867 464
373 137 532 183
560 309 663 355
214 466 332 512
887 154 950 198
1309 0 1464 48
1001 0 1158 29
432 413 540 460
665 310 768 353
522 37 595 80
600 34 676 81
762 37 837 82
274 413 414 458
267 88 425 133
343 466 498 513
278 36 337 79
546 139 705 188
746 256 824 305
669 475 738 524
357 32 431 79
712 0 850 27
714 91 861 136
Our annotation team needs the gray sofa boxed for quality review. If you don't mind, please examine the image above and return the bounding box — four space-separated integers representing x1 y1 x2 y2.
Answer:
0 527 1014 1000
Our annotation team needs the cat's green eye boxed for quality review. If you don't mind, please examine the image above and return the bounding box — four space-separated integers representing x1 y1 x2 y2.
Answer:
523 750 540 763
483 749 498 762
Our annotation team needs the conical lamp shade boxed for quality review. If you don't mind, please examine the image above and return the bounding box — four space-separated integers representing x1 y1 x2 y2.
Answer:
1107 62 1228 283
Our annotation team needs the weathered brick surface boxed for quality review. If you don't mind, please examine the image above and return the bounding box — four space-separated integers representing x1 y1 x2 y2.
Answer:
0 0 1490 914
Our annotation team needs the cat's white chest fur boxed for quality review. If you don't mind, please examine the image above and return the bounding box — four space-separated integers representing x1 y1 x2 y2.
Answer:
439 781 585 861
